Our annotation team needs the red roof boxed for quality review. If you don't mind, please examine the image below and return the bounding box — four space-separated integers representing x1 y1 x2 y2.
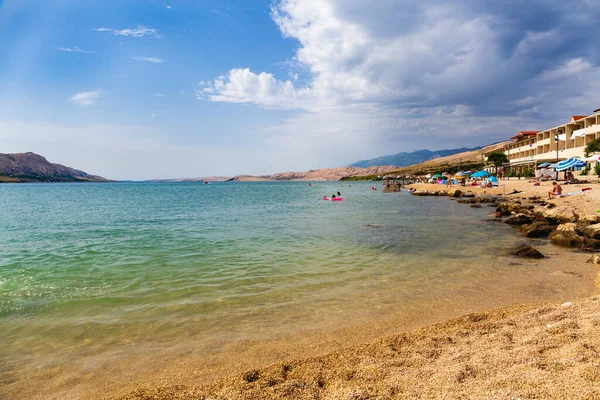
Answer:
510 131 539 141
571 115 586 121
518 131 539 135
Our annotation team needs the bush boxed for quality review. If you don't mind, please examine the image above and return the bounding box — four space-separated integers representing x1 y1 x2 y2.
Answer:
509 170 517 177
522 168 535 178
580 165 590 176
595 163 600 176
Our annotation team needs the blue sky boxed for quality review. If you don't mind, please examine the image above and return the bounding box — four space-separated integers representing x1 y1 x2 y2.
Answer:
1 0 600 179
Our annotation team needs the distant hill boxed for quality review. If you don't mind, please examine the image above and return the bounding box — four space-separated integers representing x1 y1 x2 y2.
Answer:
147 176 231 183
233 166 400 181
350 147 484 168
0 152 108 183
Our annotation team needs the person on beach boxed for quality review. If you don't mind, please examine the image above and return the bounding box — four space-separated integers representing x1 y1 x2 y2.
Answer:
548 182 562 199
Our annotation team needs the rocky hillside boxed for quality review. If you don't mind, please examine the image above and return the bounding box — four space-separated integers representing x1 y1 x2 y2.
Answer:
389 141 510 175
233 166 400 181
0 152 108 183
350 146 484 168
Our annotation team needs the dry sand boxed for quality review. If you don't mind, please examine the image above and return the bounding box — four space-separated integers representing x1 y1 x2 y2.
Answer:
109 179 600 400
115 295 600 399
409 178 600 217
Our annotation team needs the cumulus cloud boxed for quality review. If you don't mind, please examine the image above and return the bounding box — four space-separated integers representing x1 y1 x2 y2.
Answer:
69 90 101 107
94 25 163 39
131 56 164 63
57 46 96 54
198 68 311 108
202 0 600 160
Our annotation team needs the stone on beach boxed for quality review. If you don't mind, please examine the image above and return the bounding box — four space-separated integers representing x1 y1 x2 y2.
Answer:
580 215 600 225
584 223 600 240
447 189 462 198
542 207 579 225
586 255 600 264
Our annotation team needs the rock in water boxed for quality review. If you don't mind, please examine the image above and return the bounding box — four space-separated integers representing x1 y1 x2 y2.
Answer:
514 245 545 259
447 189 462 198
505 213 534 225
550 229 585 248
520 222 555 238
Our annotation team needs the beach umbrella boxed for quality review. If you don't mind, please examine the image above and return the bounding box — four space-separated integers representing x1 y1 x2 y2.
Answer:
582 154 600 162
462 171 472 175
432 173 443 178
486 176 499 183
537 162 551 168
471 170 490 178
556 157 585 171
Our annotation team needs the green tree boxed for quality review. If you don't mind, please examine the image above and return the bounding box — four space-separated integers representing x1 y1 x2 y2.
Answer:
584 138 600 157
486 151 509 174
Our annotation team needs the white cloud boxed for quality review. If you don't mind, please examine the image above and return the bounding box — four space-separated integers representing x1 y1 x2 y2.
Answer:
150 113 157 119
166 5 172 9
200 68 311 108
94 25 163 39
69 90 101 107
57 46 96 54
155 93 164 97
131 56 164 63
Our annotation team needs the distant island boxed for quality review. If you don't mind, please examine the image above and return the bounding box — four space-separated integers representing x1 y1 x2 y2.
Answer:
0 152 108 183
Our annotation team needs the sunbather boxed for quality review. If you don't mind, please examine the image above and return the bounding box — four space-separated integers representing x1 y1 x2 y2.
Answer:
548 182 562 199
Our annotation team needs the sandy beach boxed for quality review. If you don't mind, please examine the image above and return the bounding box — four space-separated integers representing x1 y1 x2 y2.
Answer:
106 179 600 400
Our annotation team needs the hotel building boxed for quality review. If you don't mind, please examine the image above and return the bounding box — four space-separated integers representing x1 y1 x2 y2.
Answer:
497 108 600 173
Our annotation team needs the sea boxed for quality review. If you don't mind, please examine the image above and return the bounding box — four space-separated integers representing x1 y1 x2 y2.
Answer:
0 182 593 399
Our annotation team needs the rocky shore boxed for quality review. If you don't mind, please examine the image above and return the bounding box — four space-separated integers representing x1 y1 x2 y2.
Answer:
408 182 600 259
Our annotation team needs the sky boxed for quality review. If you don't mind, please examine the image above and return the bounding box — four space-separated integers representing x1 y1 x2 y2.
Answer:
1 0 600 180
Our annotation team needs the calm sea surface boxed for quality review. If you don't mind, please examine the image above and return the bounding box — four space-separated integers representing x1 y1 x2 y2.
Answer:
0 182 593 398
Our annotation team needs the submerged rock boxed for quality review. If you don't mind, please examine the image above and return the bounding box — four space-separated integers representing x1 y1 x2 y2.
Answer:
514 244 545 259
470 204 482 208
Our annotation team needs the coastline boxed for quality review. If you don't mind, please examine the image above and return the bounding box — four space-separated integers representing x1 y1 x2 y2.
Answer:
104 180 600 400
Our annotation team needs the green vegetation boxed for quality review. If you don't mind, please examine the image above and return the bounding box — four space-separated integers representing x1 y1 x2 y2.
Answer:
580 165 591 176
0 174 98 183
595 163 600 176
584 138 600 157
522 168 535 178
486 151 509 169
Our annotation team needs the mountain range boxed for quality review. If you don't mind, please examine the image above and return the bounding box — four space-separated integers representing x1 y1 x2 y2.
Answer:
349 147 484 168
0 152 108 183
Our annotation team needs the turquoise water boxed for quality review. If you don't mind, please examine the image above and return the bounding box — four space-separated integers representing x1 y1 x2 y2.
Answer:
0 182 589 398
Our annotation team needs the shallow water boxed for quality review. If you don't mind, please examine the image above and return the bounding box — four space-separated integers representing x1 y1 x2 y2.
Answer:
0 182 595 399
